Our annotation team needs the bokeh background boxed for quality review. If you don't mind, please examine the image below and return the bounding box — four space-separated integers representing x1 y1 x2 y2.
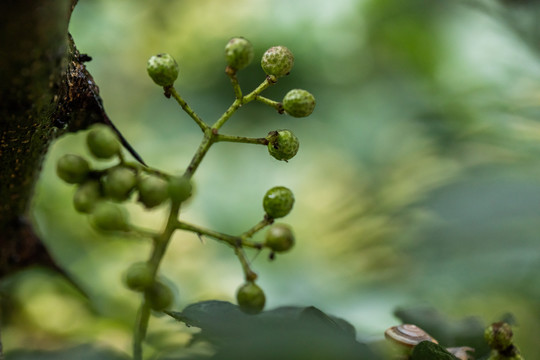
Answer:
3 0 540 358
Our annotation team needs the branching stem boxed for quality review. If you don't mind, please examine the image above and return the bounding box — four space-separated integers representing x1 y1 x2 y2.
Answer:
168 87 208 131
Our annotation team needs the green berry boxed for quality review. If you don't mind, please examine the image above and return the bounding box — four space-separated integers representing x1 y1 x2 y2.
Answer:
282 89 316 118
168 175 192 203
56 154 90 184
265 223 295 253
73 181 102 213
267 129 299 161
485 322 513 351
90 202 129 231
124 262 154 292
263 186 294 219
147 53 179 87
86 125 120 160
145 281 173 311
137 175 169 209
236 282 265 314
225 37 254 70
103 166 137 202
261 46 294 78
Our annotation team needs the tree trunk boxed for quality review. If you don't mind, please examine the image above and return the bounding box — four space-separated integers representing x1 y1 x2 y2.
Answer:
0 0 112 355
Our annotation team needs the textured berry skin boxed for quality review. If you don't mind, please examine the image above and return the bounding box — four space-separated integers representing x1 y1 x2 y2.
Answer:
125 262 154 292
147 53 179 87
103 166 137 202
168 176 192 203
261 46 294 78
86 125 120 159
265 223 295 252
225 37 254 70
73 181 102 213
56 154 90 184
137 175 169 209
263 186 294 218
90 202 129 231
485 322 513 351
267 129 299 161
145 281 173 311
283 89 315 117
236 282 265 314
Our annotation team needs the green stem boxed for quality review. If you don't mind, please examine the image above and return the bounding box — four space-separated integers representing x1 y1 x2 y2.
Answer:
256 96 283 113
183 129 215 179
241 216 273 240
212 76 276 130
226 66 243 100
133 301 151 360
132 201 181 359
215 133 269 145
168 87 208 131
175 220 261 249
234 246 258 282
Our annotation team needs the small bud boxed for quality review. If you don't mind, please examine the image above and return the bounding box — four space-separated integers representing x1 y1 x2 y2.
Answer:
236 282 265 314
147 53 179 87
168 175 192 204
263 186 295 219
86 125 120 160
485 322 514 351
90 202 129 232
282 89 316 118
225 37 254 70
73 180 102 213
145 281 173 311
137 174 169 209
265 223 295 253
124 262 154 292
267 129 299 161
261 46 294 78
103 166 137 202
56 154 90 184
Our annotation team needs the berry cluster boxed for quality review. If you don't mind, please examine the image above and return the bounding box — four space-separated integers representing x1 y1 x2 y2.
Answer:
58 37 315 358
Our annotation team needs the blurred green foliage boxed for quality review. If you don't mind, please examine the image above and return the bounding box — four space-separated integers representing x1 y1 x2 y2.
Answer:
3 0 540 358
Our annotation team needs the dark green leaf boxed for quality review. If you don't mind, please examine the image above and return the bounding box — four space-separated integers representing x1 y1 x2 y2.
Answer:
411 341 458 360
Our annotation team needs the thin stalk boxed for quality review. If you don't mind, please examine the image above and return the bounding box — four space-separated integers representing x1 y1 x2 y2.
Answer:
256 96 283 113
215 133 268 145
183 129 215 179
234 246 258 282
176 220 261 249
212 76 276 130
241 217 273 240
132 200 181 359
226 67 243 100
168 87 208 132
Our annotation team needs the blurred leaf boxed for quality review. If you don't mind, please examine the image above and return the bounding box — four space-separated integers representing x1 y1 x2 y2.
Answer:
410 341 459 360
165 300 379 360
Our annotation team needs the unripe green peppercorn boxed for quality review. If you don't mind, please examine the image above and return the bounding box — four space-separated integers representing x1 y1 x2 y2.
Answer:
265 223 295 252
283 89 316 118
103 166 137 202
261 46 294 78
145 281 173 311
124 262 154 292
56 154 90 184
485 322 513 351
236 282 265 314
168 175 192 203
90 202 129 231
267 129 299 161
263 186 295 219
73 181 102 213
225 37 254 70
147 53 179 87
137 175 169 209
86 125 120 160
